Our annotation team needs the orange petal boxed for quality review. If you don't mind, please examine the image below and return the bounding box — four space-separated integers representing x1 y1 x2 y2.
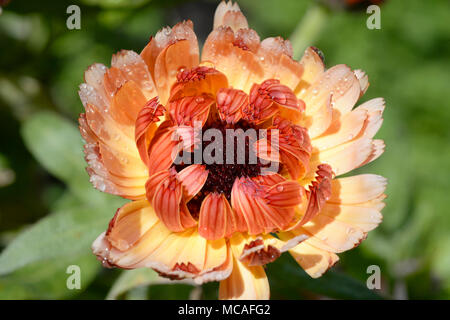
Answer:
106 200 159 251
257 37 304 91
298 215 367 253
140 20 198 80
312 108 367 151
154 39 199 105
219 256 269 300
322 203 383 232
216 88 248 124
256 117 311 179
198 193 228 240
176 164 209 200
168 94 215 127
152 169 197 232
202 26 264 93
328 174 387 205
231 176 303 234
213 0 248 31
243 79 303 124
295 164 333 227
135 97 165 166
279 233 339 278
354 69 369 97
110 80 147 127
300 64 360 116
94 206 232 283
169 66 228 102
79 85 148 199
111 50 156 99
300 93 333 138
296 46 325 95
147 124 195 176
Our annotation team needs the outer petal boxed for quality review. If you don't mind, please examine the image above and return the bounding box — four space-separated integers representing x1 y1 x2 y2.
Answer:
257 37 304 91
93 200 232 284
202 26 264 93
79 77 149 199
219 236 270 300
140 20 199 79
213 0 248 31
299 64 360 117
281 235 339 278
296 46 325 95
141 21 199 105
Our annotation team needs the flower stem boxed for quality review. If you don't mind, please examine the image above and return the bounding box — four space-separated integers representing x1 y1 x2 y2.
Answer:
290 4 328 60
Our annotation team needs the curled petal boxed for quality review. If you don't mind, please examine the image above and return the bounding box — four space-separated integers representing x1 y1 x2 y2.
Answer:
243 79 303 124
213 0 248 31
216 88 248 124
231 175 304 234
168 94 215 127
135 97 165 166
176 164 209 200
256 117 311 180
239 237 281 267
198 193 229 240
295 164 333 227
147 124 195 176
151 169 197 232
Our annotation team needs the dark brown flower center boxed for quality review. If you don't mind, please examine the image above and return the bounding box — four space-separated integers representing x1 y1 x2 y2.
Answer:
174 120 278 217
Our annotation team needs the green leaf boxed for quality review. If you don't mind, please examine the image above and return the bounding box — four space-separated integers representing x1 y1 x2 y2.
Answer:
21 111 89 196
0 252 100 299
107 268 195 300
0 199 123 275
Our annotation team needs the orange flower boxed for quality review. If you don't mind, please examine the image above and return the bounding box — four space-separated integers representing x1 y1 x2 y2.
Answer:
79 1 386 299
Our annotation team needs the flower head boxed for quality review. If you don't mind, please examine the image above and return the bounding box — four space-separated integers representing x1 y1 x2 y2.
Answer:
79 1 386 299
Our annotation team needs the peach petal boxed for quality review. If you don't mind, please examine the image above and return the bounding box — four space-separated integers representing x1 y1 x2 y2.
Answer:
202 26 264 93
154 39 199 105
140 20 198 80
111 50 156 99
110 80 147 126
219 255 269 300
257 37 304 91
296 46 325 95
213 1 248 31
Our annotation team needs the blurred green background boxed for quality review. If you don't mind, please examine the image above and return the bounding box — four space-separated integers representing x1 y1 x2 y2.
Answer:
0 0 449 300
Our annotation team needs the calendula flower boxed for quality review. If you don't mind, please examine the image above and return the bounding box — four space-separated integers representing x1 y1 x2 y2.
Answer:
79 1 386 299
